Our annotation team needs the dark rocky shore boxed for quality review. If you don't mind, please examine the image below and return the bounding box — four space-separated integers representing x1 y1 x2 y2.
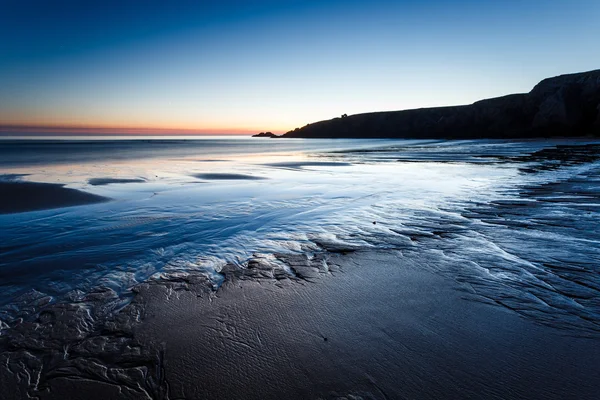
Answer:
279 69 600 139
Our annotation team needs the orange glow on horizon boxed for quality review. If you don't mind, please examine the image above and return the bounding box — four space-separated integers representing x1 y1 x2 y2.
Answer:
0 123 288 135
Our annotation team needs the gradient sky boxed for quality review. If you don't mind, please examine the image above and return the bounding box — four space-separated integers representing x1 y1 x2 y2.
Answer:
1 0 600 134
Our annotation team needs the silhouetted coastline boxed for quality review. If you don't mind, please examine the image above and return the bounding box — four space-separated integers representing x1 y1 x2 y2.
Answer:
280 69 600 139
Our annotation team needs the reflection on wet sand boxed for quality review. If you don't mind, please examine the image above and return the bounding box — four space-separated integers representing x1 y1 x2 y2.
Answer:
0 180 109 214
1 138 599 399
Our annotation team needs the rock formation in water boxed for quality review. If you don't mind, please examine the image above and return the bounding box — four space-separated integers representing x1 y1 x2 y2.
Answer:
281 69 600 139
252 131 279 138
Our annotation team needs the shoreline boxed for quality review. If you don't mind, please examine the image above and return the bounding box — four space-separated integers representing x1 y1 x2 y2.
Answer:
2 250 598 399
280 69 600 140
135 250 600 400
1 140 599 399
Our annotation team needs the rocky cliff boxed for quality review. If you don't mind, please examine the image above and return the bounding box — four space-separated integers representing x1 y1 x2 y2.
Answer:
281 70 600 139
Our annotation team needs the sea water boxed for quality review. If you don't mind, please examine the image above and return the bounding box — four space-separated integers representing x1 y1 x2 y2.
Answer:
1 137 599 336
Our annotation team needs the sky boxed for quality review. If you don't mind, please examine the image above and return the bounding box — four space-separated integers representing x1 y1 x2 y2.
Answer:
1 0 600 135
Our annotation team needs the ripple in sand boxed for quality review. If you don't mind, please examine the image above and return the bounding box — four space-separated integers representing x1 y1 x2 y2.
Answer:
264 161 351 169
88 178 146 186
192 173 266 180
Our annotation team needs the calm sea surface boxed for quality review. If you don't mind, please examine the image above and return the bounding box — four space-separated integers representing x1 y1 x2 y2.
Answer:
1 137 599 336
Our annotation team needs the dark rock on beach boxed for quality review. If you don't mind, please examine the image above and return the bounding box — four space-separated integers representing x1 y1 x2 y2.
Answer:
282 69 600 139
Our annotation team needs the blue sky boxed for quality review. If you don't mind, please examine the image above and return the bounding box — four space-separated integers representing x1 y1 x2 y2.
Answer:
1 0 599 134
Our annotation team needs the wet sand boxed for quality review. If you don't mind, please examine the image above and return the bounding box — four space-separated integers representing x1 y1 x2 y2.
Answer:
264 161 352 169
131 251 599 400
0 181 109 214
88 178 146 186
9 250 596 399
192 173 266 180
1 142 599 399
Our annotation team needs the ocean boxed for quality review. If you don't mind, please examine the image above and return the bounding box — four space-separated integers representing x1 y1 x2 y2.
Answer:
1 137 599 336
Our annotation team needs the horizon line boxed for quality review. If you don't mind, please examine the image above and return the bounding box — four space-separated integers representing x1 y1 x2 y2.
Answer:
0 124 284 135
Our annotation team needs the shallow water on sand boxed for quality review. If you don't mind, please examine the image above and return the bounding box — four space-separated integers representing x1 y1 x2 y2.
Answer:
1 137 599 336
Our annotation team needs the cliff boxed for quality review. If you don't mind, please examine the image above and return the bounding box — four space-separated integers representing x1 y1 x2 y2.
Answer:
281 70 600 139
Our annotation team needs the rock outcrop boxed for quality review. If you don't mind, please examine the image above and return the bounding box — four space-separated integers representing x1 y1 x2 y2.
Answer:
282 69 600 139
252 131 279 138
